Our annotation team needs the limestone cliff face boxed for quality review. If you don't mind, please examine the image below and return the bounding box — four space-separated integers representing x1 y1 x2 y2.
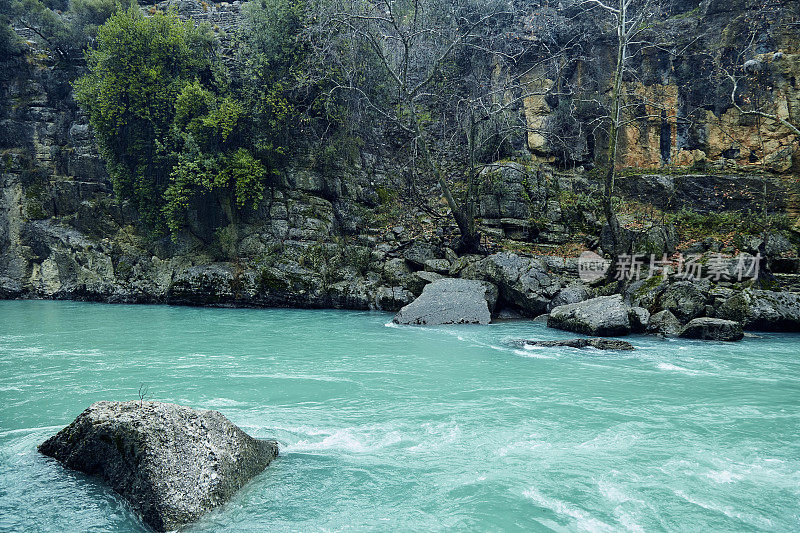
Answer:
612 53 799 173
0 38 412 307
1 0 798 309
522 0 800 174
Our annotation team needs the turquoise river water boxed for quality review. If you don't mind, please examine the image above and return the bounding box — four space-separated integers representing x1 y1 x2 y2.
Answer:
0 300 799 532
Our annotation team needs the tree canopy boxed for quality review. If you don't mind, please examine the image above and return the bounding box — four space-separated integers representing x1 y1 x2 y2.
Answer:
73 3 308 236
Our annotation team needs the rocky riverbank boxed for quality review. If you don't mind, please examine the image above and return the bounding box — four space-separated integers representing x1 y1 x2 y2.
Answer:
2 0 800 334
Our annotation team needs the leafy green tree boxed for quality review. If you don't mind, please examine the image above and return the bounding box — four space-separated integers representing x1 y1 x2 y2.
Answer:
0 0 24 57
70 0 124 44
3 0 123 59
74 4 300 237
74 6 216 230
238 0 308 167
11 0 76 59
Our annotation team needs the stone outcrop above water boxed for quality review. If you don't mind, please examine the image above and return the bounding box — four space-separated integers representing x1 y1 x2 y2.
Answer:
547 282 591 311
39 401 278 532
512 338 634 350
393 278 494 325
628 306 651 333
547 295 632 337
461 252 562 316
678 317 744 341
717 289 800 332
646 309 682 337
657 281 711 323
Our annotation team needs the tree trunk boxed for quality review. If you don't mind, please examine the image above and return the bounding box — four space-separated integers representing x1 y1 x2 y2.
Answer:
602 0 627 270
411 109 480 253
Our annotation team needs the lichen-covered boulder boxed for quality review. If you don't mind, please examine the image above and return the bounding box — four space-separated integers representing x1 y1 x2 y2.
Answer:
39 401 279 532
404 270 445 296
600 223 677 256
679 317 744 341
423 258 451 274
393 278 494 325
656 281 710 323
547 282 591 311
461 252 562 316
403 241 439 267
628 306 651 333
625 276 669 311
717 289 800 331
647 309 682 337
547 295 632 337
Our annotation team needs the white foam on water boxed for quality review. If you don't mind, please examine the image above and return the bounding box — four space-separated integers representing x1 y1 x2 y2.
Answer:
286 429 369 453
17 347 44 354
597 480 631 504
225 373 354 383
496 438 552 457
0 425 62 439
202 397 250 408
616 512 645 533
656 362 701 375
488 343 512 352
283 428 403 454
514 348 555 359
704 470 744 483
522 487 617 532
408 421 462 452
673 489 773 528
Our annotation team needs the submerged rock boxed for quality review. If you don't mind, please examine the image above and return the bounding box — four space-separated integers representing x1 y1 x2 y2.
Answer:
39 401 278 532
512 338 634 350
678 317 744 341
393 278 493 325
547 295 631 336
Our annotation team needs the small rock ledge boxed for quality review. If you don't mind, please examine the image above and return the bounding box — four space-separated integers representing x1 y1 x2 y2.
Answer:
512 338 635 350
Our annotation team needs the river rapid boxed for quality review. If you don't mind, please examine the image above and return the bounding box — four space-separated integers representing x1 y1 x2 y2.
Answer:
1 300 798 531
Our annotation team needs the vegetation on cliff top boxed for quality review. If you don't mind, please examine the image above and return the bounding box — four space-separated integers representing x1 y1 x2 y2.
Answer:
3 0 797 252
72 2 313 235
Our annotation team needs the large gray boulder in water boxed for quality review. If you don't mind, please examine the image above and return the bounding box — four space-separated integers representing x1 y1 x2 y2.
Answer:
547 282 591 311
678 317 744 342
547 294 632 336
656 281 710 323
393 278 494 325
646 309 682 337
39 401 279 532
